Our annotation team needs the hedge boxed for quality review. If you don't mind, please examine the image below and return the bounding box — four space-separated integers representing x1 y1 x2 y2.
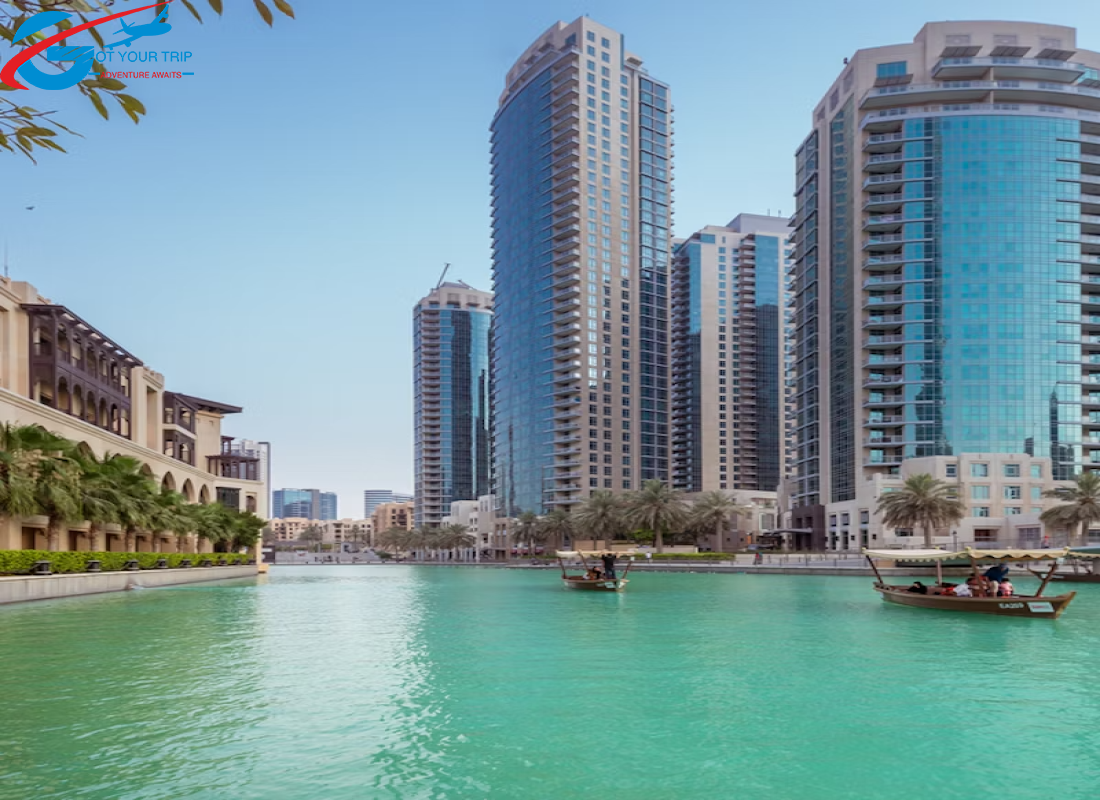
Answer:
0 550 253 575
645 553 740 561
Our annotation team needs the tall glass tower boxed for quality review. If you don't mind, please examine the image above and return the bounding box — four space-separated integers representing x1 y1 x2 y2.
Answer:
414 281 493 527
491 17 672 516
789 21 1100 542
671 215 794 494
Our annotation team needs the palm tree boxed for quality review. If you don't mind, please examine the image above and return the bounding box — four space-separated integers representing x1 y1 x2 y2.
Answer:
0 423 75 546
623 480 688 553
299 524 324 552
73 451 123 551
876 473 965 548
1042 471 1100 548
94 455 156 551
511 511 541 557
31 449 85 551
571 490 627 548
191 503 235 553
539 509 574 553
230 511 267 552
689 491 750 551
150 489 190 553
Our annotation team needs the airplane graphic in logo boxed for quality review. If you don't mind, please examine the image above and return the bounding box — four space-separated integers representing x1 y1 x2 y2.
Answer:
105 4 172 49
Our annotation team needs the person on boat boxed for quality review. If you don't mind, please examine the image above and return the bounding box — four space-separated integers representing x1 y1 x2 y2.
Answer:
907 581 928 594
953 581 973 597
998 579 1015 597
984 562 1010 596
601 552 617 580
585 566 602 580
966 573 986 596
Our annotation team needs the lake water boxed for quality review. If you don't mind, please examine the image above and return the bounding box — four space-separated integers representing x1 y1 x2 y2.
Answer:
2 566 1100 799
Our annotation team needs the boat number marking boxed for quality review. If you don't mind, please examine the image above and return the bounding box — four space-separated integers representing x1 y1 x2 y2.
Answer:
1027 602 1055 614
998 603 1024 609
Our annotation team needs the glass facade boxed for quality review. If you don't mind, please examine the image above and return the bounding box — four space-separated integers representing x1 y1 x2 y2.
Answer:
755 235 783 491
414 291 492 527
490 65 557 517
492 20 672 516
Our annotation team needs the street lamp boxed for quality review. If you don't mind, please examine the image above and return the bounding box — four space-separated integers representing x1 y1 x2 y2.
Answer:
951 530 958 551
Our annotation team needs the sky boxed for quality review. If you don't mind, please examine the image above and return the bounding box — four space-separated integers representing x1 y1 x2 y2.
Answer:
4 0 1098 517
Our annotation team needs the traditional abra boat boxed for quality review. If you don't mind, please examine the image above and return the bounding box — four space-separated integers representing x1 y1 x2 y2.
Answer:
1053 549 1100 583
555 550 636 592
863 547 1077 619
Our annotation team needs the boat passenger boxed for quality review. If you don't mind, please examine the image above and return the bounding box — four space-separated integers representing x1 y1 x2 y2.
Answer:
601 552 617 580
954 582 973 597
907 581 928 594
966 573 985 596
998 579 1015 597
984 563 1010 597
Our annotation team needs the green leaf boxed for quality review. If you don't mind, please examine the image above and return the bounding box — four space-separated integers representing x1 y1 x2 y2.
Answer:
85 20 105 50
272 0 294 18
96 77 125 91
116 96 140 124
0 83 16 91
0 133 10 151
180 0 203 22
253 0 273 26
87 89 109 120
118 94 146 116
207 0 223 16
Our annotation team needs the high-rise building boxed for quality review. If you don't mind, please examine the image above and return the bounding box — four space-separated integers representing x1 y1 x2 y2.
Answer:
272 488 337 521
788 21 1100 548
671 214 794 494
414 281 493 527
491 17 672 517
363 489 413 519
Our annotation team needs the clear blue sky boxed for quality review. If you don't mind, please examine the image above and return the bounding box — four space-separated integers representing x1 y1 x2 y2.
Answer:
4 0 1096 516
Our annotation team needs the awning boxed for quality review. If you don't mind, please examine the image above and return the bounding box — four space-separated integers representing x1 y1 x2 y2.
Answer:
864 547 1069 562
556 550 639 558
1067 551 1100 560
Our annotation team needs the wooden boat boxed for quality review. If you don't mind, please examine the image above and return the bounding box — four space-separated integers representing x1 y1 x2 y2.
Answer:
555 550 636 592
1054 551 1100 583
863 547 1077 619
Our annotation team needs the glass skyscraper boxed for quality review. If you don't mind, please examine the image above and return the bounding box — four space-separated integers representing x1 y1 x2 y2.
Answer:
671 215 794 493
789 21 1100 544
414 281 492 527
272 488 337 520
491 17 672 516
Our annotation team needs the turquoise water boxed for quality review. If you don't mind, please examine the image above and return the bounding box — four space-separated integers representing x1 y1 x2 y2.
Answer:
3 567 1100 799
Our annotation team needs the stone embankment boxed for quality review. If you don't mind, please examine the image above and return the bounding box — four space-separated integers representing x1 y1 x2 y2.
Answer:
0 565 259 605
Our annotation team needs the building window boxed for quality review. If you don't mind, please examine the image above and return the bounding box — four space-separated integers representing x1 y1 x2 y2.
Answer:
1030 465 1042 479
1004 464 1020 477
1004 486 1022 500
876 61 908 79
973 507 990 518
971 486 990 500
1006 507 1022 515
1031 487 1042 501
971 463 989 477
945 464 957 477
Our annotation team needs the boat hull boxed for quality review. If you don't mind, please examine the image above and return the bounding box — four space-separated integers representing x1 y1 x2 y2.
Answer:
875 585 1075 619
562 576 628 592
1051 572 1100 584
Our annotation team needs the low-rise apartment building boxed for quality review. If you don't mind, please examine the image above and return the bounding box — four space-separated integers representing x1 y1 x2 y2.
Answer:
0 277 267 551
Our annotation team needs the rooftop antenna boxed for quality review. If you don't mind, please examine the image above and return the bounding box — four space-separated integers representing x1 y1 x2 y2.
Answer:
435 262 451 290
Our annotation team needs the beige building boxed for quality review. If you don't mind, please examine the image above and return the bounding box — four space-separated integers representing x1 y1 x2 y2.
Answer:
371 501 414 537
268 518 373 546
0 277 267 552
671 215 794 494
787 22 1100 546
824 454 1075 551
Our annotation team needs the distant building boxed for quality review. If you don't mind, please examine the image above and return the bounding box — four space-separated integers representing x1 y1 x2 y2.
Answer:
363 489 413 518
414 280 492 527
272 488 337 520
371 501 414 537
228 439 271 513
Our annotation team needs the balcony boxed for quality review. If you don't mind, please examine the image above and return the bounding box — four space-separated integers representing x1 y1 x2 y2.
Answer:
863 193 905 211
864 254 907 269
863 213 905 231
864 374 904 385
863 233 906 251
865 415 905 425
863 153 907 172
860 80 994 109
863 173 906 191
931 56 1088 83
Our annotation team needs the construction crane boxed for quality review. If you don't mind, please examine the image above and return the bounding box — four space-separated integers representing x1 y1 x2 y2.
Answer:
435 263 451 290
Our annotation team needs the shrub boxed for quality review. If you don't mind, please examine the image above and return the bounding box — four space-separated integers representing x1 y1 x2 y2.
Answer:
0 550 254 575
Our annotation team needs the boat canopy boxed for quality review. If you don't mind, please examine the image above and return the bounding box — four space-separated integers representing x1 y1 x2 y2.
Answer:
863 547 1070 562
556 550 639 558
1067 551 1100 559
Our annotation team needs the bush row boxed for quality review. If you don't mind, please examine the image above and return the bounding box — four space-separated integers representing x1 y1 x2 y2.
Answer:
0 550 253 575
645 552 740 560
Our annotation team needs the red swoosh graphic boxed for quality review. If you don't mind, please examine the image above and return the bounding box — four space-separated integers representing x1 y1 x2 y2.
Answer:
0 1 171 90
